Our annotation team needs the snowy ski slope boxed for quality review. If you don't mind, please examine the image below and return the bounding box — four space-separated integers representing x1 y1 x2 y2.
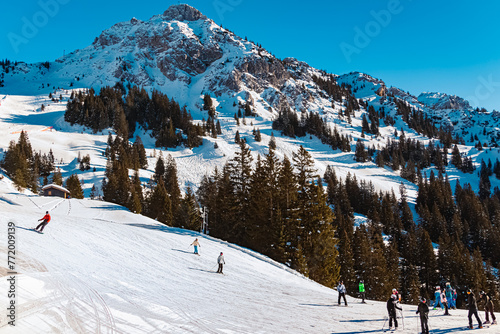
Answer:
0 176 498 333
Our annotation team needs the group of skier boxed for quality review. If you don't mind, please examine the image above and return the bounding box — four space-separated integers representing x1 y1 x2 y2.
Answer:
189 238 225 274
338 279 497 332
433 283 457 315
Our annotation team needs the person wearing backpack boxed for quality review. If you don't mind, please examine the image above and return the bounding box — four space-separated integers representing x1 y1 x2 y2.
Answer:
416 297 430 334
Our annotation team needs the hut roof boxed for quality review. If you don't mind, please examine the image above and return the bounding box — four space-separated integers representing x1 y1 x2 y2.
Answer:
42 184 70 194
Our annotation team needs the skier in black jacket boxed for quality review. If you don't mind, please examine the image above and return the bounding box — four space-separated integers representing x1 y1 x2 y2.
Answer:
387 294 402 330
467 289 483 329
416 298 429 334
479 291 497 325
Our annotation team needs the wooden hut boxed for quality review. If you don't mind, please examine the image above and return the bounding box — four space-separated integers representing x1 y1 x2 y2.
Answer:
42 184 70 199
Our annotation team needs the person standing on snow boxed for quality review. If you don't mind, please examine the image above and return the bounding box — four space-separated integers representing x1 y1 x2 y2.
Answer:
359 280 366 303
35 211 51 232
479 291 497 325
452 288 457 310
190 238 200 254
216 252 225 274
416 297 430 334
445 282 454 309
337 281 348 306
441 288 450 315
387 294 402 331
433 286 443 310
467 289 483 329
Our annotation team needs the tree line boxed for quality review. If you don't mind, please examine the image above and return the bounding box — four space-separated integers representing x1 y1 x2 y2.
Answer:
64 83 204 148
1 131 84 197
101 133 200 231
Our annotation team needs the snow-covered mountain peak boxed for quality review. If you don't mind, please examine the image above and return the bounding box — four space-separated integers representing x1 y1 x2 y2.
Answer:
162 3 207 21
418 92 472 111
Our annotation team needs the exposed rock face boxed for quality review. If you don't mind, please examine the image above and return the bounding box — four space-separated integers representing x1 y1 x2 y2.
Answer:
45 4 326 113
163 4 206 21
418 92 472 111
375 85 387 96
237 57 290 89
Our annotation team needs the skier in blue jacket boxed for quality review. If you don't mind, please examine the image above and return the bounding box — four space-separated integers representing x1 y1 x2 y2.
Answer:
433 286 443 310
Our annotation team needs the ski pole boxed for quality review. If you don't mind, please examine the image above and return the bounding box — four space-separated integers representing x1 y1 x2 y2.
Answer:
382 316 388 331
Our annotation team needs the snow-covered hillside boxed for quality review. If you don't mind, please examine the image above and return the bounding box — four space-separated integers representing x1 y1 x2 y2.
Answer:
1 4 499 204
0 178 497 333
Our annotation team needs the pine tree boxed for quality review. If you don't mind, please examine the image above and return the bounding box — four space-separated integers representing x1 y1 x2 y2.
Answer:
235 130 241 144
385 239 401 296
90 184 98 200
451 144 462 169
65 174 84 199
353 226 372 297
479 160 491 200
154 156 165 184
401 264 421 304
164 155 181 226
417 228 438 296
276 155 299 264
134 136 148 169
147 178 172 224
366 224 391 300
247 150 281 257
52 168 63 186
336 212 356 292
302 178 338 287
354 139 368 162
113 104 129 138
128 186 142 214
269 132 277 150
228 141 253 245
178 187 201 230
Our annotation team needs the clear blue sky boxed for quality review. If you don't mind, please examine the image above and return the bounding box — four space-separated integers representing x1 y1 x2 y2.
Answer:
1 0 500 110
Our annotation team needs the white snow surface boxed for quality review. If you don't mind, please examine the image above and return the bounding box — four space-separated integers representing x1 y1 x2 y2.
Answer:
0 179 497 334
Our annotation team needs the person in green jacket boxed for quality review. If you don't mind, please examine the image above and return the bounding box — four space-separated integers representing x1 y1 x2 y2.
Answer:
359 280 366 303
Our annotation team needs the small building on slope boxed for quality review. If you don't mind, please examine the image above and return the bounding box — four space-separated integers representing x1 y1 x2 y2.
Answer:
42 184 70 199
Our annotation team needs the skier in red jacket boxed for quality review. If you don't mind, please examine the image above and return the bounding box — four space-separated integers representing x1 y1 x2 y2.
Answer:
35 211 51 232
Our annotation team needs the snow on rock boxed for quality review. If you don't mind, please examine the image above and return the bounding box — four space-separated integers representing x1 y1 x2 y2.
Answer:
418 92 472 111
